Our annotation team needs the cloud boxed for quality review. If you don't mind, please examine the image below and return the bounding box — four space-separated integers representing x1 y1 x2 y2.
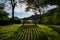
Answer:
4 1 35 18
14 3 28 13
9 12 35 18
47 5 57 10
4 1 57 18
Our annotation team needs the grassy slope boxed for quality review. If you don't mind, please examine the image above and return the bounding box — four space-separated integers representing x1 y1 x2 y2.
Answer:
0 24 22 40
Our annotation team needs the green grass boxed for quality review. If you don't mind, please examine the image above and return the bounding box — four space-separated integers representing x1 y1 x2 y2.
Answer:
0 24 22 40
9 25 48 40
38 25 59 40
0 24 60 40
47 25 60 33
46 25 60 40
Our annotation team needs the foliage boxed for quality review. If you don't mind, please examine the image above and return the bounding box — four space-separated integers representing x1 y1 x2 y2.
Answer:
10 17 22 24
37 6 60 25
44 0 60 6
0 4 22 26
0 4 9 20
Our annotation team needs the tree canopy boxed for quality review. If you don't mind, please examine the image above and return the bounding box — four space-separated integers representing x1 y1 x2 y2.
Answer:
0 4 9 20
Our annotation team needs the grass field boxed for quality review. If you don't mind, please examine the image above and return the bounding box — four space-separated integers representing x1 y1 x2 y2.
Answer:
0 24 22 40
0 24 60 40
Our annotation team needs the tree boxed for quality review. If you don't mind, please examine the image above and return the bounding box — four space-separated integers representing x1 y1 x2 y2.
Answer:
0 0 47 24
0 4 9 25
25 0 48 25
0 0 16 24
0 4 9 20
11 0 17 24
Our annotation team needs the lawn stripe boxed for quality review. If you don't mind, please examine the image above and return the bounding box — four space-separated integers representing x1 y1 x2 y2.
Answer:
38 27 48 40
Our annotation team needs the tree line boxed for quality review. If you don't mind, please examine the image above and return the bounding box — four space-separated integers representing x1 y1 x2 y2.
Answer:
0 4 21 26
0 0 60 25
37 6 60 25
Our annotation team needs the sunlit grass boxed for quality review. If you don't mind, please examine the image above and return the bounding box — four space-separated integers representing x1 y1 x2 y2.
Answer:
10 25 48 40
0 24 22 32
38 25 60 40
0 24 60 40
0 24 22 40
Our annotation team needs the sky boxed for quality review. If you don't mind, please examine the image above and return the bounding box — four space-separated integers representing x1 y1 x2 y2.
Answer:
0 0 57 18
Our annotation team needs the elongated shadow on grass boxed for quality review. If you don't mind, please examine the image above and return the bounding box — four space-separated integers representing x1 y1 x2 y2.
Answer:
6 25 48 40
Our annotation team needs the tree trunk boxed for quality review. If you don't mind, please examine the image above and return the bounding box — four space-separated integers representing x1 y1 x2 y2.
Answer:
11 0 15 24
12 5 14 24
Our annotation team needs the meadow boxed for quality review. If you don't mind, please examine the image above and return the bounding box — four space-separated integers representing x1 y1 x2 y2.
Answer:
0 24 60 40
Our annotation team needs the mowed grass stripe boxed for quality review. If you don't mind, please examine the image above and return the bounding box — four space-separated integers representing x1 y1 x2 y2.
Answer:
31 27 34 40
40 27 49 39
32 26 36 40
9 25 48 40
13 27 23 40
27 28 30 40
16 31 23 40
36 28 42 40
33 27 37 40
14 26 24 40
29 28 31 40
13 27 23 36
22 29 27 40
18 28 27 40
29 28 32 40
36 28 43 40
19 29 26 40
34 26 43 40
23 29 28 40
39 28 46 40
26 28 29 40
35 27 40 40
32 27 35 40
38 27 48 40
